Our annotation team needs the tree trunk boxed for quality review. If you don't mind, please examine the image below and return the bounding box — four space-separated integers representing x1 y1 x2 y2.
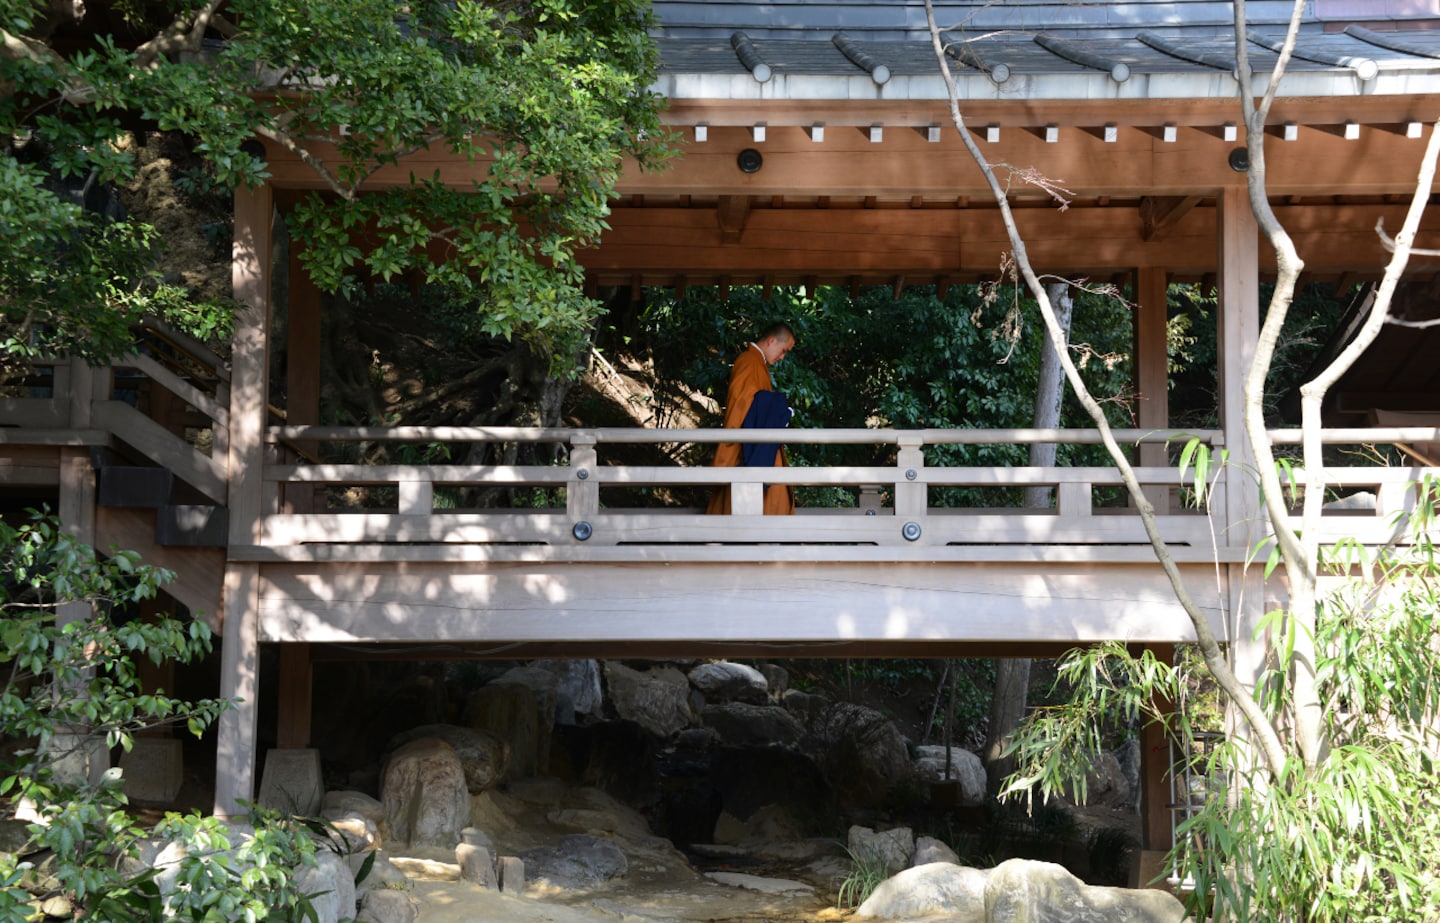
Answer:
985 282 1075 794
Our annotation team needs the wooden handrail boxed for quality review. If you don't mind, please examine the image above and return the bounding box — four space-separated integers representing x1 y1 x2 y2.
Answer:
266 425 1224 446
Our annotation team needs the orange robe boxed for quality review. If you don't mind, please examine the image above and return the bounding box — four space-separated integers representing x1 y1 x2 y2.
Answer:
707 344 795 515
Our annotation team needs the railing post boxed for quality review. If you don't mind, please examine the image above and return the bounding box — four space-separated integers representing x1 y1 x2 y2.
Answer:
568 433 599 522
895 435 926 518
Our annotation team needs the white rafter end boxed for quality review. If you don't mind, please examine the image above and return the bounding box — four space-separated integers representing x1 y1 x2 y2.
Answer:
751 124 767 143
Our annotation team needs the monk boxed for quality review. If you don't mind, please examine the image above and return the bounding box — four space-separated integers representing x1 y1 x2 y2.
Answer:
706 323 796 515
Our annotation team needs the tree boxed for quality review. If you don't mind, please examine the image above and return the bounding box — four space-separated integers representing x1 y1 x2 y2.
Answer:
1 0 669 375
0 511 332 920
925 0 1440 918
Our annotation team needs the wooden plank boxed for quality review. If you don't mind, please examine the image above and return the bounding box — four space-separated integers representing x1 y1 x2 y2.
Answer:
117 353 229 426
254 560 1229 645
233 542 1250 565
1136 266 1171 509
0 428 109 446
96 506 224 629
257 510 1216 547
92 401 226 503
0 446 61 485
0 398 66 427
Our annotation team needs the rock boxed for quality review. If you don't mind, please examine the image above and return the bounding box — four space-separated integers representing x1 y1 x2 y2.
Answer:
294 848 356 923
714 803 805 848
603 662 693 738
758 662 789 697
498 855 526 895
688 662 769 703
912 835 960 867
463 683 544 779
913 745 987 806
456 842 498 888
1115 738 1142 811
520 834 628 890
330 813 382 852
381 738 470 848
0 819 33 856
39 895 74 918
530 659 604 724
810 703 912 808
387 724 510 794
985 858 1187 923
779 688 826 725
323 790 387 828
701 702 806 748
848 825 915 876
356 888 419 923
496 665 560 770
460 826 495 850
1082 751 1134 810
352 849 410 893
705 871 815 895
854 861 988 920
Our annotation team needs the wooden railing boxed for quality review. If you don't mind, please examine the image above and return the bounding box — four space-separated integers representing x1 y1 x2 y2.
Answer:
237 424 1440 561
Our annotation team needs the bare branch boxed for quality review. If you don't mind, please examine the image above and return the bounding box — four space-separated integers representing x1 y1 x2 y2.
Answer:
1385 316 1440 329
923 0 1291 777
1376 216 1440 258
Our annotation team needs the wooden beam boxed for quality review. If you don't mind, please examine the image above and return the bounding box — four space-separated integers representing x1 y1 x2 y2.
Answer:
1139 195 1203 241
276 643 313 749
716 194 752 244
215 180 272 819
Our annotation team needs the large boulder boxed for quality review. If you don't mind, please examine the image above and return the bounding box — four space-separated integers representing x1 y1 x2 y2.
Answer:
463 681 544 778
387 724 510 793
913 745 987 806
808 702 912 807
294 848 356 923
1081 751 1134 810
701 702 805 748
985 858 1186 923
912 835 960 867
688 662 769 704
519 834 629 890
531 659 604 724
603 662 693 738
381 738 470 848
855 862 988 920
848 825 914 876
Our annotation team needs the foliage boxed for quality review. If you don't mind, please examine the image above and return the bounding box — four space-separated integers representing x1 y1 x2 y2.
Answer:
2 0 671 374
629 282 1135 506
835 844 891 910
0 513 228 760
1000 477 1440 922
0 512 331 920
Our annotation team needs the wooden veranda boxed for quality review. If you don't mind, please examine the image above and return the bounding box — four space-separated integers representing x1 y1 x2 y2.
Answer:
6 0 1440 856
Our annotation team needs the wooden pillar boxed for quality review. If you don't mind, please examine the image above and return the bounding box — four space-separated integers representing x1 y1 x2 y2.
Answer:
1138 642 1176 852
276 643 313 749
1135 267 1170 510
1217 186 1266 692
57 359 97 627
284 231 323 513
214 181 273 818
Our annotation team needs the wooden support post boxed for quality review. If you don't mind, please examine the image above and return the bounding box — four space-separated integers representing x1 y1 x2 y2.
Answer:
567 435 599 521
58 359 97 628
285 227 323 513
894 435 926 518
1139 642 1176 852
215 181 273 819
1136 267 1170 511
1217 186 1266 694
276 643 313 749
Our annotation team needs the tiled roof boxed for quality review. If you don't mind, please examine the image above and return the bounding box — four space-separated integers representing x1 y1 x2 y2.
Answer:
650 0 1440 100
